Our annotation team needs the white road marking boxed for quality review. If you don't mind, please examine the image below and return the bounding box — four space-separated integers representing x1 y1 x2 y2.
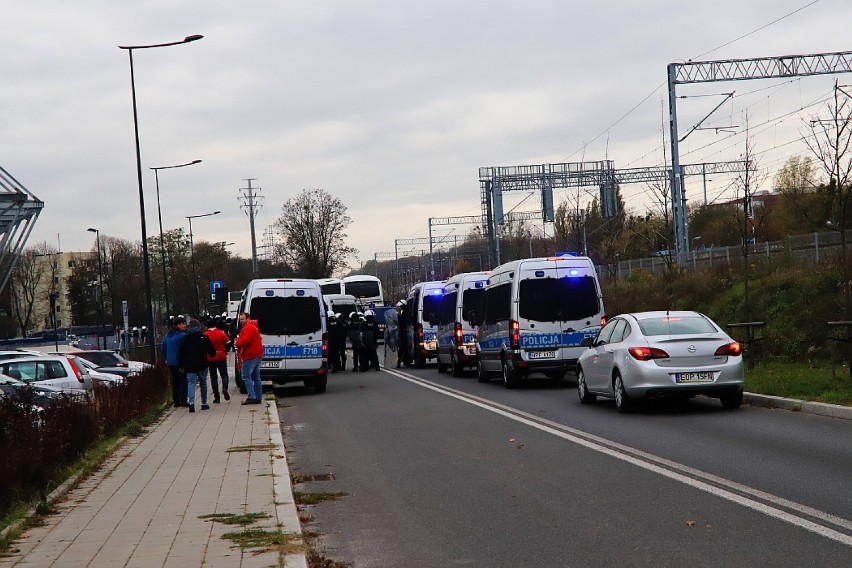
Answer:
384 368 852 547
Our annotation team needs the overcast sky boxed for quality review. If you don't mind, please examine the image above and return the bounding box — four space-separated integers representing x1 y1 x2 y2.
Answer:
2 0 850 271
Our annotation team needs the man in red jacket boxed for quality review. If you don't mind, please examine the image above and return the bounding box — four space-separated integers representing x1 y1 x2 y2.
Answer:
235 312 263 404
204 317 231 403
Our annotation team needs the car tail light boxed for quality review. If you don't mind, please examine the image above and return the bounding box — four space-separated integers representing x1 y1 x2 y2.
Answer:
67 356 84 383
454 323 463 347
714 342 742 356
628 346 670 361
510 320 520 350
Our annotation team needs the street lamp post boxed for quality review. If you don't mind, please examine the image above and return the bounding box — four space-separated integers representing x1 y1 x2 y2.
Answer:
151 159 202 316
187 210 221 314
87 228 106 349
119 34 203 362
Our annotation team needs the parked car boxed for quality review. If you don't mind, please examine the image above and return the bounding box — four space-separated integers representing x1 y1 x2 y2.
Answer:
0 373 67 408
575 311 744 412
72 350 150 372
0 355 94 394
76 357 126 386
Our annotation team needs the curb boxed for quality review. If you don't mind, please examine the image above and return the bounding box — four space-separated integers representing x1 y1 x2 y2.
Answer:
743 392 852 420
265 399 309 568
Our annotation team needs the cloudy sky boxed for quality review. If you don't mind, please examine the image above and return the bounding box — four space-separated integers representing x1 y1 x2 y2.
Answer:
2 0 850 271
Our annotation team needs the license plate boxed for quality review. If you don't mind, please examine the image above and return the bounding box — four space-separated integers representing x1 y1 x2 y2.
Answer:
260 360 280 369
528 351 556 360
675 372 714 383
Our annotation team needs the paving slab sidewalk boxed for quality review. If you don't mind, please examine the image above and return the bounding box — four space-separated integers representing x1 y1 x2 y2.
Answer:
0 390 307 568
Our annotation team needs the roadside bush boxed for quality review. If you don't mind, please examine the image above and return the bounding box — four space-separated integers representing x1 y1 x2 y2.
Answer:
0 364 169 521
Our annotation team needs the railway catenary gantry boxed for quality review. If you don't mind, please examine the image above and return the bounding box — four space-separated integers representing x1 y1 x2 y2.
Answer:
667 49 852 265
478 160 749 265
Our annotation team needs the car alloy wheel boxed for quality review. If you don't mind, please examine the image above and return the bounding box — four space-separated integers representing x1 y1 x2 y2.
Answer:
577 368 596 404
613 372 632 413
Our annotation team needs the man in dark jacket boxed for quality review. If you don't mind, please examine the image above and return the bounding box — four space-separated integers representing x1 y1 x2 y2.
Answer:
178 318 216 412
161 316 188 407
327 313 347 373
363 310 381 371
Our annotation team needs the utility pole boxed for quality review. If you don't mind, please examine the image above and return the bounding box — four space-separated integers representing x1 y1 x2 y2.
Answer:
238 179 262 276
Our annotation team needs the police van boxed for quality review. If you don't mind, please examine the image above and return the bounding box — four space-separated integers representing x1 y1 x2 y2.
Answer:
402 280 445 367
474 256 604 388
239 278 328 393
436 271 489 377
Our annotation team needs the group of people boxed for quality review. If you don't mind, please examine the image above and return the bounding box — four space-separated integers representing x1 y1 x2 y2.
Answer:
327 310 381 373
161 312 265 412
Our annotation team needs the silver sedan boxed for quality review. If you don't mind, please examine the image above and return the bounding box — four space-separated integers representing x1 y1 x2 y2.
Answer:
575 311 744 412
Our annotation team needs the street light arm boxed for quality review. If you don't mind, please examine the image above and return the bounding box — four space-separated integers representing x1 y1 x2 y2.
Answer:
119 35 203 50
150 159 203 171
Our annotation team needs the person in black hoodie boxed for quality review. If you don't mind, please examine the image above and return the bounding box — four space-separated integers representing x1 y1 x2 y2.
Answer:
178 318 216 412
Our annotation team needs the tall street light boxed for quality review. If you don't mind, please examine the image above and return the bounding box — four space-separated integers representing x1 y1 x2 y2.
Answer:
187 210 221 314
87 228 106 349
151 159 202 316
119 34 203 363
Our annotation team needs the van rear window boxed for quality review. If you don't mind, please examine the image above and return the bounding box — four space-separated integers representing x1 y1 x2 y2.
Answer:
345 281 380 298
251 297 322 335
519 276 600 322
422 294 442 324
461 288 484 322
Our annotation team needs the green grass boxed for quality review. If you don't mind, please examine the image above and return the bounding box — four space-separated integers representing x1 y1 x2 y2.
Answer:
745 358 852 405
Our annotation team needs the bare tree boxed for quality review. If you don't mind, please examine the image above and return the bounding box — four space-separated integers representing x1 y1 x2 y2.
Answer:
274 189 356 278
10 242 58 336
803 80 852 312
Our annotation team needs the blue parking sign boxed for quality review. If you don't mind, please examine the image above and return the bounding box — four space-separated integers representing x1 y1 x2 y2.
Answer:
209 280 224 295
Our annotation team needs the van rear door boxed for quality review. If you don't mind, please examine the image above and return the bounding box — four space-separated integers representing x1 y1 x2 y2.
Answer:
253 284 324 372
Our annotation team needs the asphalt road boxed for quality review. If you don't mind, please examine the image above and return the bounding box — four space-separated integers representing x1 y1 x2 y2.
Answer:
276 351 852 567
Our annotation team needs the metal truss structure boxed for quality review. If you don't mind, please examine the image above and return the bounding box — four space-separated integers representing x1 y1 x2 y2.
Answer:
667 50 852 264
477 160 748 266
0 164 43 293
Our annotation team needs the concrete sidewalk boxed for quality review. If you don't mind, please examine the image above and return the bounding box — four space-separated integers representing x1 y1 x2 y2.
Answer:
0 389 307 568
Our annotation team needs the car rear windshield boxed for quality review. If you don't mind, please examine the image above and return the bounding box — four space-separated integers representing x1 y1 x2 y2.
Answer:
638 316 717 336
251 296 322 336
518 276 600 322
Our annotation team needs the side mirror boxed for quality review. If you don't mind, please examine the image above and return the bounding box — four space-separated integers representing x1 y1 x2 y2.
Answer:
580 336 595 348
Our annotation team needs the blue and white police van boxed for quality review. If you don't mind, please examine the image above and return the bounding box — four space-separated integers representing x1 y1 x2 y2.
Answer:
402 280 445 367
474 256 605 388
240 278 328 393
436 271 489 377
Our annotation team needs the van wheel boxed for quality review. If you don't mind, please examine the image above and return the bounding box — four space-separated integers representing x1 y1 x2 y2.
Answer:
502 359 519 389
577 367 596 404
313 377 327 394
451 353 464 377
477 360 490 383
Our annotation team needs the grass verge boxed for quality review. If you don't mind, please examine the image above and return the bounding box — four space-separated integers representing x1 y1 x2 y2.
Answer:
745 358 852 406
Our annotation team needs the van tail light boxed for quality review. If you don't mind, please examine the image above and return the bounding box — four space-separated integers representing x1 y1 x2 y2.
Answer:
67 356 84 383
454 323 463 347
600 316 607 327
417 323 424 343
714 342 742 356
628 347 669 361
510 320 520 350
322 333 328 358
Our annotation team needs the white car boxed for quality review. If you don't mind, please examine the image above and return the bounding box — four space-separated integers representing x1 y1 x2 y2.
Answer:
77 357 126 386
0 355 94 394
576 311 744 412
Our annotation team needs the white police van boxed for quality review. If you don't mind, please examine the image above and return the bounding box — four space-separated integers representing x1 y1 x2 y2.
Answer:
475 255 604 388
240 278 328 393
436 271 489 377
402 280 445 367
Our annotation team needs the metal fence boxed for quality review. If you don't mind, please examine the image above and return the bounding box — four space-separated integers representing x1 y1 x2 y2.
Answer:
598 230 852 281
